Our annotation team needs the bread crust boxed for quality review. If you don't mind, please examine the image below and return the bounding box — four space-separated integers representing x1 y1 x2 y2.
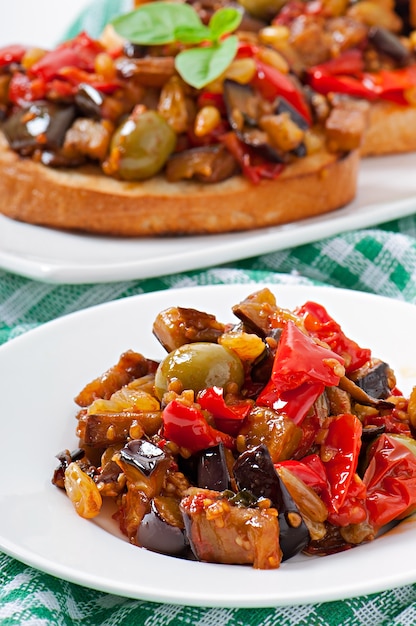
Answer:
361 101 416 156
0 132 359 236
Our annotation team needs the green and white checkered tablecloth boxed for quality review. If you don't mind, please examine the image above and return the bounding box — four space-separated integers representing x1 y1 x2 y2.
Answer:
2 1 416 623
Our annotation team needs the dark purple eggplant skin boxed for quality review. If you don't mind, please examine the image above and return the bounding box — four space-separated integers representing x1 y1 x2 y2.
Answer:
120 439 166 476
197 443 231 491
233 444 310 561
137 499 188 556
2 101 76 155
354 361 391 400
368 26 411 65
75 83 104 119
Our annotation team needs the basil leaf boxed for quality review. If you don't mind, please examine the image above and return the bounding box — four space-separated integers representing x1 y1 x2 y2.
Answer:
175 36 238 89
209 7 242 40
174 24 212 44
111 2 202 45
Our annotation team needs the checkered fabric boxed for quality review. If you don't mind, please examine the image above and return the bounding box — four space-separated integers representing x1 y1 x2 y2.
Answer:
1 2 416 623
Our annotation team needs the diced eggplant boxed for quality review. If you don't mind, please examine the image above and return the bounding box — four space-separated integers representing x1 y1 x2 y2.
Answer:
115 439 170 498
351 361 392 400
368 26 411 65
339 375 394 409
223 79 259 128
197 443 231 491
180 487 282 568
122 41 148 59
78 411 162 448
238 406 303 462
75 83 105 118
165 145 238 183
233 444 310 560
137 496 188 556
275 96 310 131
2 101 76 155
52 448 86 488
75 350 158 407
152 306 225 353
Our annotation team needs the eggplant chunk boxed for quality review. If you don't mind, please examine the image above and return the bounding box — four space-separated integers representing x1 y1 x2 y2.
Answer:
138 496 188 556
238 406 303 462
152 306 225 352
180 488 282 569
197 443 231 491
2 101 76 155
75 350 157 407
350 360 393 400
114 439 170 498
233 444 310 560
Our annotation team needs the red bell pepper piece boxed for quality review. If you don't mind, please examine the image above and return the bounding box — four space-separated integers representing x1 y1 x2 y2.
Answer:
309 49 365 76
8 72 47 104
307 53 416 106
257 321 343 424
271 320 344 391
276 455 328 492
251 60 311 124
272 0 323 26
363 433 416 530
296 301 371 373
321 413 362 512
30 32 104 82
197 386 252 436
257 379 324 425
56 66 120 94
0 44 28 68
162 398 235 454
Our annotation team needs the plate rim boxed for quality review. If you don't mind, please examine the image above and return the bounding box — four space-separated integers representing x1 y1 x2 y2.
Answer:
1 283 416 607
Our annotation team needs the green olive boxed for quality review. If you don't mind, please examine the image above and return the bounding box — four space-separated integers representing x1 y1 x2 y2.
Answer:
110 110 176 181
238 0 288 20
154 342 244 399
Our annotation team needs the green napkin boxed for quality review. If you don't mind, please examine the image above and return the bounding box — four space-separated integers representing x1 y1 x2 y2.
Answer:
1 1 416 623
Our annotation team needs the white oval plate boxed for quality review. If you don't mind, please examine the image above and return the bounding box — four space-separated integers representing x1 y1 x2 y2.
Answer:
1 284 415 607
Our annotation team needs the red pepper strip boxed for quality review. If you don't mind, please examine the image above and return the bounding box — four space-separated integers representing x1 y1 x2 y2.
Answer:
257 379 324 426
219 132 284 184
272 0 323 26
197 386 252 437
0 44 28 67
363 433 416 529
278 449 367 526
276 455 328 492
296 301 371 373
271 320 344 392
310 49 365 76
8 72 47 104
327 473 368 526
162 399 235 454
56 66 120 94
30 32 104 82
321 413 362 512
251 60 312 124
307 63 416 106
363 413 412 437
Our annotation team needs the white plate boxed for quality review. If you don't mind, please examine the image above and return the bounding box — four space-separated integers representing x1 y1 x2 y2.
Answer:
2 2 416 284
1 283 416 607
1 152 416 284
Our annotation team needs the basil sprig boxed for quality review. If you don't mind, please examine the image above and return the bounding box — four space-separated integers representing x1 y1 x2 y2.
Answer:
111 2 242 89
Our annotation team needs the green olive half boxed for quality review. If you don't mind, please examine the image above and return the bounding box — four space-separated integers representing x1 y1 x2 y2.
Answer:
110 110 176 181
154 342 244 399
